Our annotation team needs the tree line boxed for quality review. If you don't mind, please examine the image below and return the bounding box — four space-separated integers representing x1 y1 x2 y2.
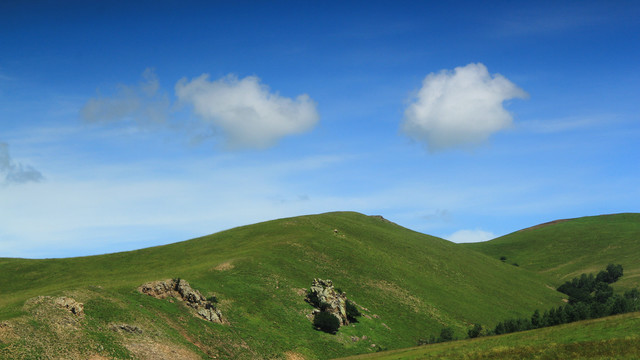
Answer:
492 264 639 336
420 264 639 344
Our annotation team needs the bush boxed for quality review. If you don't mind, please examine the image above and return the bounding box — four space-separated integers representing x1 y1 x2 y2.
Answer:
313 312 340 334
439 326 454 342
467 323 482 338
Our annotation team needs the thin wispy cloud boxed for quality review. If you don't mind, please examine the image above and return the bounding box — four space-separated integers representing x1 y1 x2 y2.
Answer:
401 63 528 152
81 70 320 150
81 68 170 126
176 74 319 149
0 142 44 185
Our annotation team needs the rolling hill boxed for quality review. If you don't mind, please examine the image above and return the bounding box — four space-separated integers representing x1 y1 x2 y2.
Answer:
462 213 640 290
336 311 640 360
0 211 563 359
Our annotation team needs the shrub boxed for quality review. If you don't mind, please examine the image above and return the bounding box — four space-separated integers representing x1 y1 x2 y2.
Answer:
313 311 340 334
467 323 482 338
439 326 454 342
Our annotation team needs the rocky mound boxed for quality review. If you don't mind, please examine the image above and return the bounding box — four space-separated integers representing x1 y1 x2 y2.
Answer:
139 278 223 324
306 278 349 325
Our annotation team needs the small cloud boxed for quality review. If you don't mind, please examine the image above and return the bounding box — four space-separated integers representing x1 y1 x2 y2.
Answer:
175 74 319 149
0 142 44 185
81 68 169 125
447 229 495 243
401 63 528 152
422 209 452 222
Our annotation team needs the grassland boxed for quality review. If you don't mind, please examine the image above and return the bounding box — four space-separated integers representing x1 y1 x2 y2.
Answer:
336 311 640 360
0 211 564 359
462 213 640 290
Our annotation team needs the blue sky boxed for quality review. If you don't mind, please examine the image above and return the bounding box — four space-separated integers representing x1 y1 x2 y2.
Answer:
1 1 639 258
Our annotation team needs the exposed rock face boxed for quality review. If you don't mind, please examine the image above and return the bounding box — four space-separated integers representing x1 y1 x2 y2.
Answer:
53 296 84 316
306 278 348 325
139 279 223 324
110 323 143 334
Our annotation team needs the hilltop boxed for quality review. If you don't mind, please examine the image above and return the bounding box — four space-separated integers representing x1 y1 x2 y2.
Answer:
462 213 640 290
0 211 562 359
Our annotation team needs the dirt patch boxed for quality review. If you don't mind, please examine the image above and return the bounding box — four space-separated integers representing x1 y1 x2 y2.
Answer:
0 322 18 342
294 288 307 296
213 261 235 271
125 340 201 360
285 351 306 360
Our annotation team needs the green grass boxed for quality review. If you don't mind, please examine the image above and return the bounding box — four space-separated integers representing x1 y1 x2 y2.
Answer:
462 213 640 289
0 212 564 359
336 311 640 359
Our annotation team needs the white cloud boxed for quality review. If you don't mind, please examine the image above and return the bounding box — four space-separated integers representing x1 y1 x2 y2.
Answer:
175 74 319 149
402 63 528 152
0 142 44 185
447 229 496 243
81 68 169 125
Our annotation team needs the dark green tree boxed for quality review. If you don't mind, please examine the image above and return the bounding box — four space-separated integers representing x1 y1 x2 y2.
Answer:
594 282 614 303
531 309 541 328
313 312 340 334
439 327 454 342
467 324 483 338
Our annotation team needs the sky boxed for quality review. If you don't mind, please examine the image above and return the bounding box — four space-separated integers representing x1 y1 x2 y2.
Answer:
1 0 639 258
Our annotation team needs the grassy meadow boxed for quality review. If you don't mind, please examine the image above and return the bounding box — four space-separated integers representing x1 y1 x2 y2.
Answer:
463 213 640 289
0 212 563 359
336 311 640 360
0 211 638 359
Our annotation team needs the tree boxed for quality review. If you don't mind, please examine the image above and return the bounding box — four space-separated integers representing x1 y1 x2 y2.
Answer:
606 264 624 283
594 282 614 303
313 312 340 334
531 309 541 328
467 324 483 338
439 327 454 342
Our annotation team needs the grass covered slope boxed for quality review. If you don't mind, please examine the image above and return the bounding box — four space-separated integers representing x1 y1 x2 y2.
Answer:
0 212 563 359
462 213 640 290
337 311 640 360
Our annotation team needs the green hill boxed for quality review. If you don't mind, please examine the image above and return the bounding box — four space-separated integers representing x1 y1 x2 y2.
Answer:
0 212 562 359
337 311 640 360
462 213 640 290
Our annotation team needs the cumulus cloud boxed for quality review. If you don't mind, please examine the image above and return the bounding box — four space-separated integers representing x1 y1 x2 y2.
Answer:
175 74 319 149
447 229 496 243
81 68 169 125
402 63 528 152
0 142 44 185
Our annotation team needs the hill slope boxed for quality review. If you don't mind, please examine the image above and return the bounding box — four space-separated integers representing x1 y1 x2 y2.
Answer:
462 213 640 289
337 311 640 360
0 212 562 359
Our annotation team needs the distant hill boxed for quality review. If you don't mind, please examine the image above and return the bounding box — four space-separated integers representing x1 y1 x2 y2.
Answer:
0 212 562 359
462 213 640 290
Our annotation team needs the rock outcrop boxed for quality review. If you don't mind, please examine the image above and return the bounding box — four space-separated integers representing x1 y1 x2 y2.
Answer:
53 296 84 316
139 279 223 324
306 278 348 325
